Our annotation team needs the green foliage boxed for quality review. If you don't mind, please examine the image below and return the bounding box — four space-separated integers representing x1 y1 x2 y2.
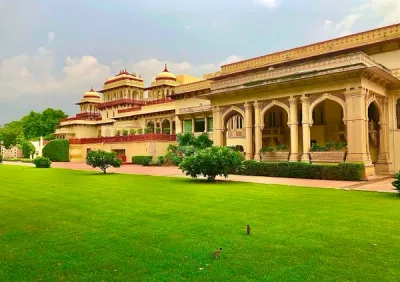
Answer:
177 133 196 146
3 158 34 163
44 134 56 141
115 130 121 136
163 128 171 134
310 141 347 152
179 146 244 181
164 145 183 165
194 133 213 149
137 128 143 134
86 150 122 174
240 161 364 181
22 109 67 139
132 156 153 166
42 139 69 162
33 157 52 168
227 145 244 152
156 156 164 165
0 154 2 163
260 144 288 152
155 127 161 133
0 120 23 149
122 130 129 136
129 129 136 135
392 172 400 195
22 141 35 158
144 127 152 134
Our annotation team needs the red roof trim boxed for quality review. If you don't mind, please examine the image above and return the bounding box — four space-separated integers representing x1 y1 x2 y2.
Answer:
105 76 144 85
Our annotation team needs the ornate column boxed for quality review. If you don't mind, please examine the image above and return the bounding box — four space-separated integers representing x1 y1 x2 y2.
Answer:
204 117 208 133
376 97 393 174
212 106 223 146
301 96 311 162
254 101 262 161
175 116 182 134
244 102 254 160
169 119 173 134
344 89 375 178
289 97 299 162
191 117 195 134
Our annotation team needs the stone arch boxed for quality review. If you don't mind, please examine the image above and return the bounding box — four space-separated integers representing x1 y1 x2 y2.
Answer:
222 106 245 128
366 97 383 121
309 93 347 124
260 100 290 127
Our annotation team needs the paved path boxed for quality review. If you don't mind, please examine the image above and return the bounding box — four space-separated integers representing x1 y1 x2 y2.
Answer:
3 161 395 193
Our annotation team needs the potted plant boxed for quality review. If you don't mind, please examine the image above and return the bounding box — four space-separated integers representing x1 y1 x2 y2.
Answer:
115 130 121 136
129 129 136 135
122 130 129 136
163 128 171 134
144 127 152 134
260 144 290 162
155 127 161 134
137 128 143 135
309 141 347 163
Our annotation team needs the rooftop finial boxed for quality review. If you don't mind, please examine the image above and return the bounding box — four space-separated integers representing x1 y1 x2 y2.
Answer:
164 63 168 72
90 85 94 92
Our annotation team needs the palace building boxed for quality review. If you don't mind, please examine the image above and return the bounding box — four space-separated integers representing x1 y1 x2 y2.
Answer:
55 23 400 179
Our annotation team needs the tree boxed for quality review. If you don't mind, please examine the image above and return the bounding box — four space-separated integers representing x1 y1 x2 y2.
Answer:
86 150 122 174
0 121 23 149
179 146 244 181
22 141 35 158
392 172 400 195
22 109 67 139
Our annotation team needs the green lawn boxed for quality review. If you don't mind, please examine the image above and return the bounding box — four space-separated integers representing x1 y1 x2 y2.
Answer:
1 165 400 281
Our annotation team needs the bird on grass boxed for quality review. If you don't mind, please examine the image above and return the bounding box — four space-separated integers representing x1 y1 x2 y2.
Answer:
213 247 222 258
247 225 251 235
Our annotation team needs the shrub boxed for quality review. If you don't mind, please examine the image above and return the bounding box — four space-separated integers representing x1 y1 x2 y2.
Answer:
228 145 244 152
42 139 69 162
310 142 346 152
144 127 152 134
155 127 161 133
132 156 153 166
33 157 52 168
177 133 196 147
137 128 143 134
261 144 288 153
22 141 35 158
115 130 121 136
3 158 34 163
163 128 171 134
240 161 364 181
0 154 3 163
179 146 244 181
86 150 122 174
194 133 213 149
392 172 400 195
122 130 129 136
129 129 136 135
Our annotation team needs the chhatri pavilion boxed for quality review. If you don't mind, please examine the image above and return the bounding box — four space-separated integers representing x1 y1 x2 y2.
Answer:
55 23 400 179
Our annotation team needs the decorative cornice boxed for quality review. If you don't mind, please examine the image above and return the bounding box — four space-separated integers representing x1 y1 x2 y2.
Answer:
174 80 211 94
392 68 400 79
219 23 400 76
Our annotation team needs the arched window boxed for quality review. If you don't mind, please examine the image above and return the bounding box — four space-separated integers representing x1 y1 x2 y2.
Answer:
228 115 243 130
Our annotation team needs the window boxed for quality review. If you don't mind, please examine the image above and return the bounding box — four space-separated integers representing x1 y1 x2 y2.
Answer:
269 112 276 127
207 117 213 132
195 118 205 132
229 115 243 130
183 120 192 133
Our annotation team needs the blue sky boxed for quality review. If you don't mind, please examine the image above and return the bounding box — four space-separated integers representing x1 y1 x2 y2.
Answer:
0 0 399 124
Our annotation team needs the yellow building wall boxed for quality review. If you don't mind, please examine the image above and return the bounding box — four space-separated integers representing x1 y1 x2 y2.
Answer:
371 49 400 70
70 125 100 138
176 75 203 85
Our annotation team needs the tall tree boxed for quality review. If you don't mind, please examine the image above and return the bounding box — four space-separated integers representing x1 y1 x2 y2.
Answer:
0 121 24 149
22 108 67 139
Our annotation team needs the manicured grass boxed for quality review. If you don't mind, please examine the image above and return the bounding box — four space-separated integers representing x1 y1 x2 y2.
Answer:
0 165 400 281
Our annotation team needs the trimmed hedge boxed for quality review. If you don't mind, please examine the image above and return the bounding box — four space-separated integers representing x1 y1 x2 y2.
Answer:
33 157 52 168
240 161 364 181
132 156 153 166
3 158 34 163
43 139 69 162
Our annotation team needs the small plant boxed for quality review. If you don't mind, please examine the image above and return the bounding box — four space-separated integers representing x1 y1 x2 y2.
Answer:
310 141 347 152
163 128 171 134
129 129 136 135
144 127 152 134
115 130 121 136
179 146 244 181
122 130 129 136
86 150 122 174
33 157 52 168
194 133 213 149
392 172 400 195
132 156 153 166
155 127 161 133
260 144 288 153
137 128 143 134
0 153 3 163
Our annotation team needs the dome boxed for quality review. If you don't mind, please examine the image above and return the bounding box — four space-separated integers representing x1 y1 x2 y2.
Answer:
105 69 143 84
83 87 101 99
155 64 176 81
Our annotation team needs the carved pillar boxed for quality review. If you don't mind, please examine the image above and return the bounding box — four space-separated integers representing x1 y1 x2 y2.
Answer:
376 97 393 174
301 96 311 162
204 117 208 133
212 106 223 146
169 119 173 134
254 101 262 161
244 102 254 160
289 97 299 162
344 90 375 178
191 117 195 134
175 116 182 134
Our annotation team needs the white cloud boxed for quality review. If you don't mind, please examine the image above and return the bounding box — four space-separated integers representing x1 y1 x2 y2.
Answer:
37 47 51 56
334 14 362 36
323 20 333 31
369 0 400 26
48 32 55 42
253 0 278 9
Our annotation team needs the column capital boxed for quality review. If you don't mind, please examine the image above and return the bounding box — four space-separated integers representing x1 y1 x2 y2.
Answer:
300 96 309 103
289 97 298 105
253 101 262 109
344 88 366 98
212 106 222 113
244 102 253 110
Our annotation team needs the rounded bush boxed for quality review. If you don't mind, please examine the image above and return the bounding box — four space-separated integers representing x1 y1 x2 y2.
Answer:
33 157 52 168
179 146 244 181
42 139 69 162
